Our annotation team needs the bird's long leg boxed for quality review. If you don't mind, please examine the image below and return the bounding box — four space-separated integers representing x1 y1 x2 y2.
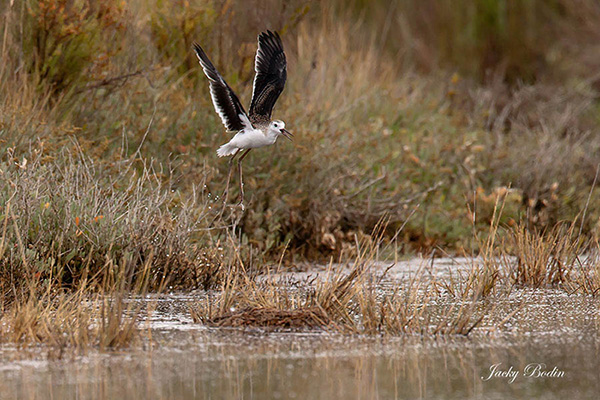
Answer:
221 149 241 205
237 149 252 208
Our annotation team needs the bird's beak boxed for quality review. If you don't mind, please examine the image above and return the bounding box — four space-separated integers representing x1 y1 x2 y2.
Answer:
281 129 294 142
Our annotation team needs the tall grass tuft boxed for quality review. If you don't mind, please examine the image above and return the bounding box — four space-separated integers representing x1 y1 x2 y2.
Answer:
507 222 580 288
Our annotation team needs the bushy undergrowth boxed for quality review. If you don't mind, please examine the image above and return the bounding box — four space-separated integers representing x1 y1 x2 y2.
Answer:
0 146 231 294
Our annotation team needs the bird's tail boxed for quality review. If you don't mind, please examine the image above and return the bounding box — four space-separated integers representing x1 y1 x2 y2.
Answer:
216 143 238 157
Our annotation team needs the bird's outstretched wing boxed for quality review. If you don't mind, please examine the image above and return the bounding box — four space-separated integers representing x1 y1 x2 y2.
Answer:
249 31 287 121
193 43 249 132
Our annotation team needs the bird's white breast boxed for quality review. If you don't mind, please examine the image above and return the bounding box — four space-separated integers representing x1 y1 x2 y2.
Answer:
230 128 277 149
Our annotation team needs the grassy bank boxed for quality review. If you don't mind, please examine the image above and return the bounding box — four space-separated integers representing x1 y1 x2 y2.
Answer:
4 213 600 352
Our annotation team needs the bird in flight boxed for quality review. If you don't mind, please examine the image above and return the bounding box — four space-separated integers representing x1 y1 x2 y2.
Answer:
193 30 292 209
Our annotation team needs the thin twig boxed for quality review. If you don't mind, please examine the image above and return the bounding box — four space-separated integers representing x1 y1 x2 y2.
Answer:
579 162 600 238
134 106 156 158
74 70 148 94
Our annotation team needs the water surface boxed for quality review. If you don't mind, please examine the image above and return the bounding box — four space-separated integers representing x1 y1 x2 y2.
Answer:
1 258 599 399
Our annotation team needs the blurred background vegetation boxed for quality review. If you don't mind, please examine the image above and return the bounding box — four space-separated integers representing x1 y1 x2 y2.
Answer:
1 0 600 288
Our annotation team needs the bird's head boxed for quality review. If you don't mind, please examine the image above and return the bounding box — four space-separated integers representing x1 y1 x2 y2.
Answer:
270 120 293 142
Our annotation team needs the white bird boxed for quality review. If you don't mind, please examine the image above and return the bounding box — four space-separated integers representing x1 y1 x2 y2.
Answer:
193 30 292 208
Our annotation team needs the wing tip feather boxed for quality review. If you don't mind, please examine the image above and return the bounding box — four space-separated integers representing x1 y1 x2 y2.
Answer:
192 42 205 59
193 40 249 132
250 30 287 118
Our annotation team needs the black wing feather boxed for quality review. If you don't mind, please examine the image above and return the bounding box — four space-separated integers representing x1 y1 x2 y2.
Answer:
249 31 287 120
193 43 248 132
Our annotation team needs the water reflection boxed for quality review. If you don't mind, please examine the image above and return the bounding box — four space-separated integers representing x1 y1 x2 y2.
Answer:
1 330 599 400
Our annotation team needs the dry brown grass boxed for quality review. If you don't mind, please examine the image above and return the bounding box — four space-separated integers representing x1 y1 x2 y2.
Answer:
0 234 163 353
506 222 580 288
0 288 138 353
497 220 600 297
191 223 491 336
190 208 600 334
194 264 489 336
570 247 600 296
0 271 148 354
208 307 328 329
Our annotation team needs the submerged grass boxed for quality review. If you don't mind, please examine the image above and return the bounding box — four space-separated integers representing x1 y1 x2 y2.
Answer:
190 223 491 336
2 211 600 351
188 202 600 335
0 286 138 353
0 258 152 355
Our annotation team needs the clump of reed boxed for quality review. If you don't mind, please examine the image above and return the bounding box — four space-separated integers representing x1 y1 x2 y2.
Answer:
571 246 600 296
505 222 579 288
191 223 490 336
0 284 139 354
0 252 158 354
190 205 600 335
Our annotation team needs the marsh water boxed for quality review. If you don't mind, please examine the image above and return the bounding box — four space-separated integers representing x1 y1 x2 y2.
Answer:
1 258 599 399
